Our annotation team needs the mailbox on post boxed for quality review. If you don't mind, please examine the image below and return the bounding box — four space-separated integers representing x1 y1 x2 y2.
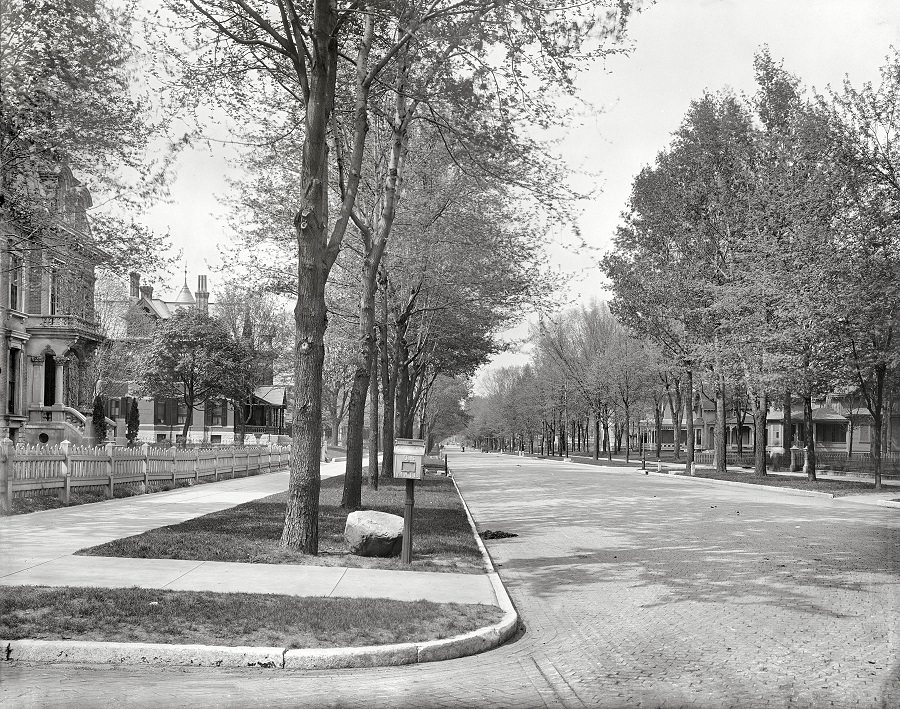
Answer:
393 438 426 564
393 438 426 480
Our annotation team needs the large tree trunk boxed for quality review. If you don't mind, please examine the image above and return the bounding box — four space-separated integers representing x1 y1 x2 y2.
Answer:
685 369 695 467
803 394 817 481
654 402 663 459
330 414 339 446
379 279 396 478
342 257 379 509
367 346 380 489
872 409 883 490
593 412 600 460
281 6 340 553
715 375 726 475
281 262 328 553
752 391 767 477
668 381 683 461
624 403 631 463
782 389 793 467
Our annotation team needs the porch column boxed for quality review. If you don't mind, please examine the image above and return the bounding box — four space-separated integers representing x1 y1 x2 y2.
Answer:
29 356 44 407
54 358 65 405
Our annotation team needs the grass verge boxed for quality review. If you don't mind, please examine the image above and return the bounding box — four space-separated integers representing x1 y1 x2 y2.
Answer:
78 474 484 573
0 585 501 648
674 469 892 496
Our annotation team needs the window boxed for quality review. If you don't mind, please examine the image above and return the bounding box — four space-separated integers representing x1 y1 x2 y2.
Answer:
817 423 847 443
49 267 59 315
154 398 178 425
7 349 20 414
106 398 121 420
210 434 222 444
8 253 23 310
205 399 227 427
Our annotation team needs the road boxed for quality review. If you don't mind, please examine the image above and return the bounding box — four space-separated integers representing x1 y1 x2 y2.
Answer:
3 453 898 708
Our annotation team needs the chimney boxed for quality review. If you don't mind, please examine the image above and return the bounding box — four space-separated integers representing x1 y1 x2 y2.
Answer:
139 284 153 300
129 272 140 298
196 274 209 314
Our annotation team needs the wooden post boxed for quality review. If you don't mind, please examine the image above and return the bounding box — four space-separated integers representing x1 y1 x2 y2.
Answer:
444 454 448 476
1 437 14 513
141 443 150 489
401 478 415 565
60 439 71 503
230 448 236 479
171 447 177 484
105 442 115 498
192 450 199 483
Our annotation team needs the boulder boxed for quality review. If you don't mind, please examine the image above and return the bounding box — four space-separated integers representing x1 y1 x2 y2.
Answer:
344 510 404 557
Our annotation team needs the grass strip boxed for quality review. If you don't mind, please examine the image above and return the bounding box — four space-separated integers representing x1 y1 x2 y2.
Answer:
0 585 502 648
78 474 485 573
675 470 891 496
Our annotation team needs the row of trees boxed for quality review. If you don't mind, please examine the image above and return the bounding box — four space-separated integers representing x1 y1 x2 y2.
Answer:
469 50 900 490
467 303 675 463
604 49 899 488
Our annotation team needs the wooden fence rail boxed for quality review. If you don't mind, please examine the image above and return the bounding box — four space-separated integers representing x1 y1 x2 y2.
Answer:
0 440 291 512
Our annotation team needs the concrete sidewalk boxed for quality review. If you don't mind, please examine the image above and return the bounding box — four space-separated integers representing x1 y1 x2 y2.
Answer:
0 461 497 607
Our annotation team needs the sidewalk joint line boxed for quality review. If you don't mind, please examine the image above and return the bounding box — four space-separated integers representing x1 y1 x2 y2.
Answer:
326 567 348 597
159 559 208 589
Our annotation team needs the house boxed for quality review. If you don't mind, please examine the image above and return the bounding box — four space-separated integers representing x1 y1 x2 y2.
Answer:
104 272 288 445
1 156 107 444
640 392 898 455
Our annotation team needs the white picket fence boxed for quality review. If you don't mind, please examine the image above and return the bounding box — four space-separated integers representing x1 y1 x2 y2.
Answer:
0 440 291 509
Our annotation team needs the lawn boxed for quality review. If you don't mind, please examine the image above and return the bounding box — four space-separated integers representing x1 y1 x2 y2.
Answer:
675 469 892 496
0 585 501 648
78 474 485 573
3 480 196 516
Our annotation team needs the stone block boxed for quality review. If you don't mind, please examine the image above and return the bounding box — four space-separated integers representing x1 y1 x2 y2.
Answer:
344 510 404 557
284 643 417 669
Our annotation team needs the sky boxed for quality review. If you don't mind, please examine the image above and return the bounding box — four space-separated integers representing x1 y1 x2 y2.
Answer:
137 0 900 383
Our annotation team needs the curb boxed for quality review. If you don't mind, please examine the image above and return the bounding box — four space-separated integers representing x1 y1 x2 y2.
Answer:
2 473 518 669
529 452 843 500
642 469 838 498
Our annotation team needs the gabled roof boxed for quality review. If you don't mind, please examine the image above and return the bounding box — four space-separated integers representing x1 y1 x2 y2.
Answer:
766 408 848 423
253 386 286 406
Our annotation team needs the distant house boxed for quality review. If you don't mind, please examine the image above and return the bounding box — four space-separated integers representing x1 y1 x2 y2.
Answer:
640 393 898 455
105 273 288 445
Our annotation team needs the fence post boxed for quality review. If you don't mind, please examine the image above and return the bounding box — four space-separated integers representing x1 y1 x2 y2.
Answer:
105 442 115 498
141 443 150 488
60 439 71 504
171 447 177 484
0 437 13 513
214 450 219 482
230 447 236 479
192 450 199 483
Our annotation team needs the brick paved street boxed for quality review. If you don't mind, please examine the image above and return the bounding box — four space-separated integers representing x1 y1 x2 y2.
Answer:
3 452 898 708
